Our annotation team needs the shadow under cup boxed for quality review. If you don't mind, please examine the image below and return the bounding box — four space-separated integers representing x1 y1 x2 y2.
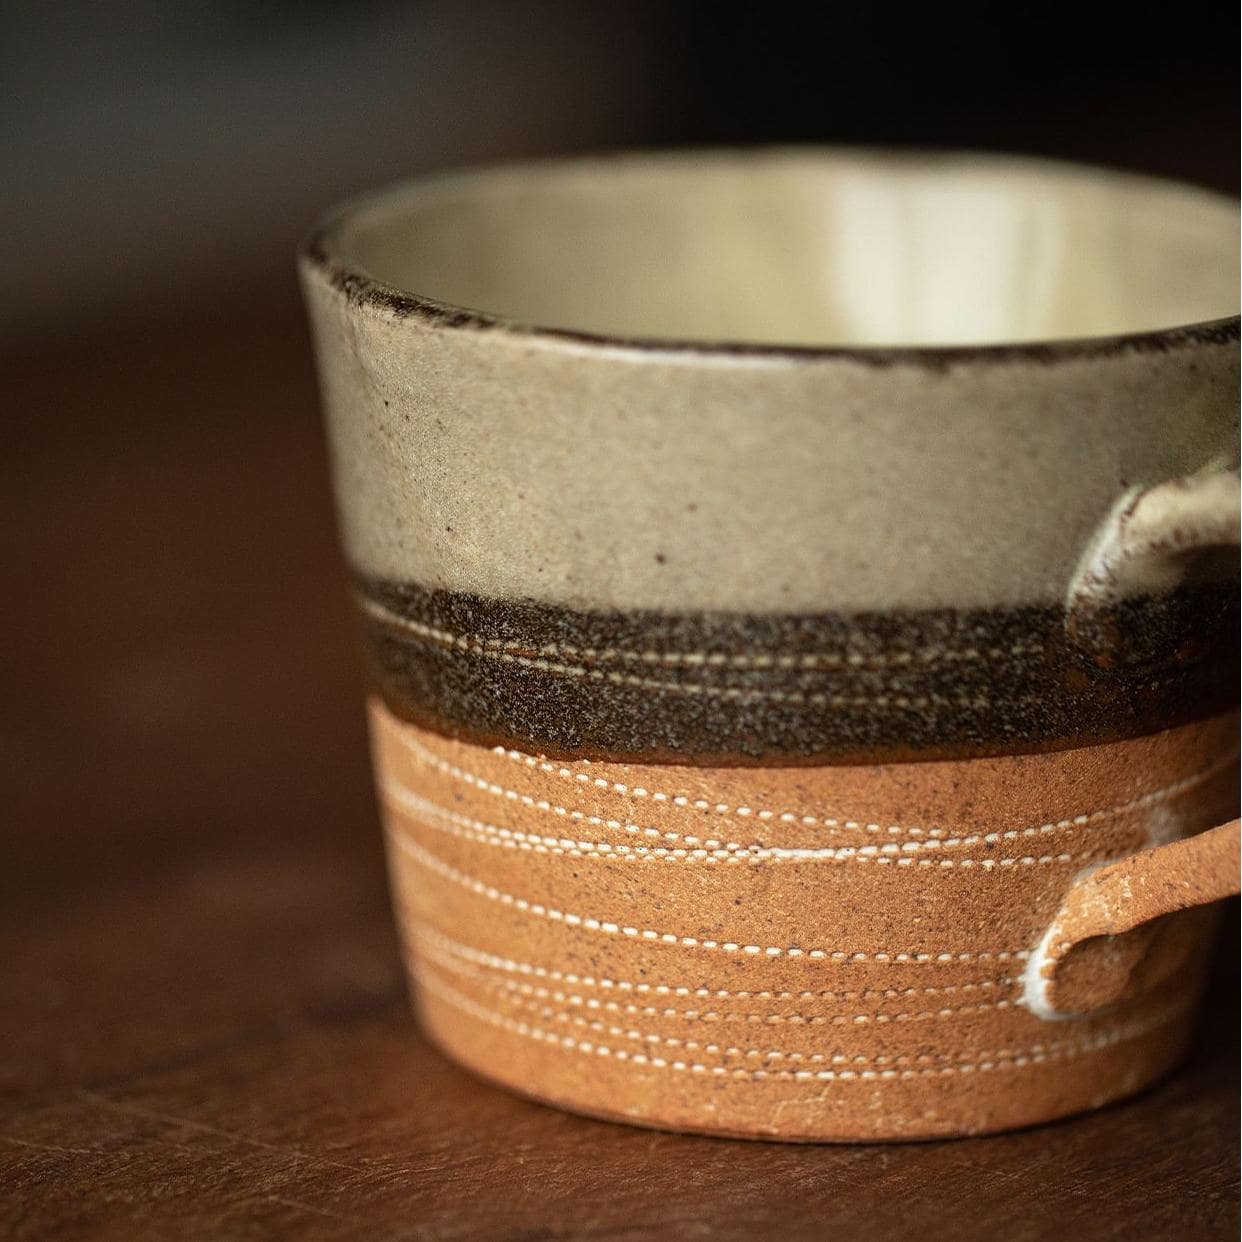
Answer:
301 149 1240 1141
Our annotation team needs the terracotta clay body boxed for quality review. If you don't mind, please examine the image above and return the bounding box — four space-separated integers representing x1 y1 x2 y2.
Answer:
372 705 1236 1141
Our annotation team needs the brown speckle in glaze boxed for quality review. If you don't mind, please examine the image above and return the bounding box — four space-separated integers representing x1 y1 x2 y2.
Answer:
353 576 1237 766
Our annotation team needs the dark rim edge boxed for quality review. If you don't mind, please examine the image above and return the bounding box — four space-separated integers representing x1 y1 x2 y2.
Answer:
299 148 1241 369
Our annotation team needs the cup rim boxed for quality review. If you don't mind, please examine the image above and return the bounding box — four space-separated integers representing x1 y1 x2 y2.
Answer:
301 145 1241 367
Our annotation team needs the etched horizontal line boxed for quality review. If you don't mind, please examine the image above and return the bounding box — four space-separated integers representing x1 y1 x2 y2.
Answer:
358 593 1039 670
406 921 1022 1002
359 598 1026 707
383 779 1103 869
415 935 1025 1026
388 830 1031 964
383 714 1235 845
420 971 1186 1083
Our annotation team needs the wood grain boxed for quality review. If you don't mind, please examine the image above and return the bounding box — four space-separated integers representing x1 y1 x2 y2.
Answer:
1 286 1237 1240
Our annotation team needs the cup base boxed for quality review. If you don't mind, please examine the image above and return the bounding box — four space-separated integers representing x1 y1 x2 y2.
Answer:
414 981 1195 1143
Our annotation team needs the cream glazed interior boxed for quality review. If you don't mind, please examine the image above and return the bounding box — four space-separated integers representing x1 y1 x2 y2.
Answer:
302 149 1238 764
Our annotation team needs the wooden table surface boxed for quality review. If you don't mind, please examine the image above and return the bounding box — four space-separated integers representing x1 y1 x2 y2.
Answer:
2 288 1238 1241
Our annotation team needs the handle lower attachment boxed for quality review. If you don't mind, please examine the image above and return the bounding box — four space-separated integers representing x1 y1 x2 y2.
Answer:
1025 817 1240 1019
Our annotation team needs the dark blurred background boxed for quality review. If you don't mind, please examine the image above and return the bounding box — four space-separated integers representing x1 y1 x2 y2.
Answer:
1 0 1237 339
2 8 1238 1234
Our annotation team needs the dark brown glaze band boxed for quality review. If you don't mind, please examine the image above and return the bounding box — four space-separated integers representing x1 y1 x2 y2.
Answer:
353 577 1238 766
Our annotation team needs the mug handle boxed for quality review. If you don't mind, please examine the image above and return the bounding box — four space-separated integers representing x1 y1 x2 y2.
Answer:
1066 468 1240 666
1024 818 1240 1019
1028 467 1240 1019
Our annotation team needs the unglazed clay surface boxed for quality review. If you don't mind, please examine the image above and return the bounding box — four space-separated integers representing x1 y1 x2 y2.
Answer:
373 703 1237 1140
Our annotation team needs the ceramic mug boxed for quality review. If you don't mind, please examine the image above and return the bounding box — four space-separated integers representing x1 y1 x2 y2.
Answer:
301 149 1240 1141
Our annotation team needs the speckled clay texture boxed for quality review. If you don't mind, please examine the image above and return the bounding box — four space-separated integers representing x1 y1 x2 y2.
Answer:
374 705 1237 1140
302 277 1237 617
353 577 1236 763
